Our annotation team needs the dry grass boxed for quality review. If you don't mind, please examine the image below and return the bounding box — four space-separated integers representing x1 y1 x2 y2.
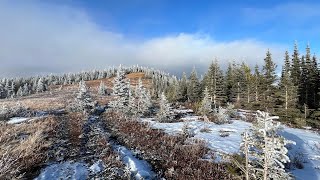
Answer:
0 93 68 111
0 73 152 111
87 72 152 92
0 117 58 179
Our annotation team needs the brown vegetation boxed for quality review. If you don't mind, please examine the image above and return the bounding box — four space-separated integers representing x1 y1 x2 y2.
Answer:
103 112 233 179
0 117 58 179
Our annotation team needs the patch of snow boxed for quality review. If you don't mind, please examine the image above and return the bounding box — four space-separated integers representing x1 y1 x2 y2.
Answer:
35 161 88 180
280 126 320 180
141 117 251 153
218 128 237 132
89 160 105 174
141 116 320 179
181 115 200 121
173 109 194 114
7 117 30 124
7 117 42 124
114 145 156 180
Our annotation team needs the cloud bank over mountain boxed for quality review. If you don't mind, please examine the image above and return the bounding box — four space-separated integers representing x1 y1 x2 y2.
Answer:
0 1 286 77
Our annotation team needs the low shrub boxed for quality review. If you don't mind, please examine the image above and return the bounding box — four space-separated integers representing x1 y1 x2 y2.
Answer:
0 103 29 121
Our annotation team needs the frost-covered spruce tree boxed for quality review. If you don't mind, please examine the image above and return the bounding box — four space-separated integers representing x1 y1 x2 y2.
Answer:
213 106 230 124
98 81 106 95
243 111 294 180
5 81 15 98
145 89 152 108
72 80 95 114
36 77 46 93
135 78 151 116
9 81 15 98
16 87 23 97
22 83 29 96
199 87 212 116
157 92 171 122
0 84 5 98
109 65 130 111
127 87 138 116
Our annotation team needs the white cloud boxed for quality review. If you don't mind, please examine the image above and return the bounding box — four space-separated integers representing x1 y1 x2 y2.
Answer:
0 1 286 77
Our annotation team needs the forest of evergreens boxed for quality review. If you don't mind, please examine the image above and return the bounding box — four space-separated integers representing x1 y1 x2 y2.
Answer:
163 42 320 128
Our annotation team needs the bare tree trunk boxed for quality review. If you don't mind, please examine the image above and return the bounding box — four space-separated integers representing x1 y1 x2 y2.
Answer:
237 82 240 104
285 86 288 110
255 85 258 102
247 87 250 104
285 86 288 118
214 70 217 106
304 103 307 119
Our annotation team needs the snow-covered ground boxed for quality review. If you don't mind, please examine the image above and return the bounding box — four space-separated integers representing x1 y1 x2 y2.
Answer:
140 117 251 154
113 145 156 180
141 116 320 179
280 126 320 180
35 161 89 180
34 147 157 180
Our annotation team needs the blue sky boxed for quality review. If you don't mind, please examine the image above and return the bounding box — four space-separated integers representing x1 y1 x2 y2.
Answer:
0 0 320 77
48 0 320 45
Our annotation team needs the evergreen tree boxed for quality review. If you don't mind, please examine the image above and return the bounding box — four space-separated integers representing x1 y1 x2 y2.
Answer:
199 87 212 116
4 80 14 98
135 78 152 116
252 65 263 102
165 77 179 102
298 56 307 107
36 77 45 93
22 83 29 96
262 50 277 109
243 111 294 179
0 84 5 98
177 72 188 102
307 52 319 108
242 63 253 104
157 92 171 122
291 42 301 86
98 81 106 95
225 62 236 103
279 52 298 118
283 51 291 74
313 54 320 108
128 86 138 116
4 80 10 98
234 63 246 104
109 65 130 110
32 78 38 92
187 67 201 102
305 44 313 108
16 87 23 97
204 60 225 106
72 81 95 114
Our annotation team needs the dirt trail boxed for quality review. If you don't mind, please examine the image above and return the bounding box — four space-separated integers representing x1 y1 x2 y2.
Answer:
35 106 157 179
